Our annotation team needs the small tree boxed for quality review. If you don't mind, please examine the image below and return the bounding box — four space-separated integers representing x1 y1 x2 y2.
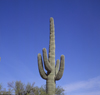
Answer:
0 83 2 94
0 83 12 94
55 85 65 95
8 81 25 95
8 81 35 95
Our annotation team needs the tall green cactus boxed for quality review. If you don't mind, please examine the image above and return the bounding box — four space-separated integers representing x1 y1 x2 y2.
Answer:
37 17 65 95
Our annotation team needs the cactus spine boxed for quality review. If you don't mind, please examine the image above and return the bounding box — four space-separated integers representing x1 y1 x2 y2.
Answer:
37 17 65 95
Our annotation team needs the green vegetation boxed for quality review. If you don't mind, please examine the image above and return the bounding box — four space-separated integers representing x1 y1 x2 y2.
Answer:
0 81 65 95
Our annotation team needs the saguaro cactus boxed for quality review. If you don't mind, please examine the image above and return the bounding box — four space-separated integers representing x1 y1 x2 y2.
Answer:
37 17 65 95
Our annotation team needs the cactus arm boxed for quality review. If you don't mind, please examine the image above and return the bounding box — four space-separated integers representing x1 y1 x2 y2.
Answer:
55 59 60 75
38 53 47 80
55 55 65 80
43 48 52 72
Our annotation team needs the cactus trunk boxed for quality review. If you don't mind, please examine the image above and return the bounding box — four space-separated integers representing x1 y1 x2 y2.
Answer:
46 75 55 95
37 17 65 95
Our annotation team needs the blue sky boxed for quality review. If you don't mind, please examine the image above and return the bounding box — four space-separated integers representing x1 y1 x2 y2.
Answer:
0 0 100 95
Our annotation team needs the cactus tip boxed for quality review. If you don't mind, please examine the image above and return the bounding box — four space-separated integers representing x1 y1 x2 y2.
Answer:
38 53 41 56
43 48 46 51
50 17 54 21
61 55 65 58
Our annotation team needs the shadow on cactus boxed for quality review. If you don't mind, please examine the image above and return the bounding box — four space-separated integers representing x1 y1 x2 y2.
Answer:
37 17 65 95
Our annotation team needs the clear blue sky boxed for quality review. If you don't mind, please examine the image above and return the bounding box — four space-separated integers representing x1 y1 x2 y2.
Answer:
0 0 100 95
